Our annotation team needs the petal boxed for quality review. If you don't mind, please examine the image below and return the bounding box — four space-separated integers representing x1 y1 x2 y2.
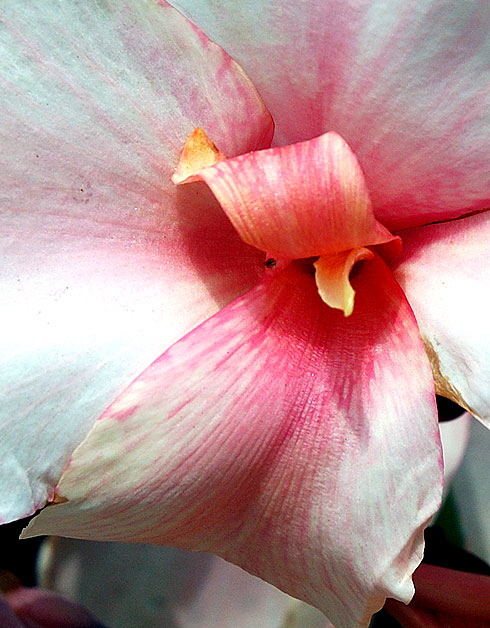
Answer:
392 210 490 427
172 127 227 183
383 600 442 628
24 256 442 628
171 0 490 229
182 131 397 259
410 564 490 620
314 247 374 316
0 1 273 522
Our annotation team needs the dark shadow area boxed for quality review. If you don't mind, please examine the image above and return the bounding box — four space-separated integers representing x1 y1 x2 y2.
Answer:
0 518 44 587
370 526 490 627
436 396 466 422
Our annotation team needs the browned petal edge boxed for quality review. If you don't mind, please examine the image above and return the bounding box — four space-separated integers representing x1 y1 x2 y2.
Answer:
172 127 226 184
49 494 68 505
423 338 478 418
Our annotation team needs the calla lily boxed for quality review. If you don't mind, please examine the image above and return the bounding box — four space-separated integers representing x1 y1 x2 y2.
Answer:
2 1 489 627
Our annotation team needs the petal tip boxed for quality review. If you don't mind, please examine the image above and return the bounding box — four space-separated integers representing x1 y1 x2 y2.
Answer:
172 127 226 185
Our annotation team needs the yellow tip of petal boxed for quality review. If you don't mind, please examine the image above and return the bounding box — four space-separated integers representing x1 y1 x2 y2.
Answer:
342 292 355 318
314 248 374 316
172 127 226 184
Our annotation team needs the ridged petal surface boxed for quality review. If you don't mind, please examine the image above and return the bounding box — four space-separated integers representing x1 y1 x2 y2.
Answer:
171 0 490 229
393 211 490 427
25 257 442 628
0 0 272 522
192 132 397 259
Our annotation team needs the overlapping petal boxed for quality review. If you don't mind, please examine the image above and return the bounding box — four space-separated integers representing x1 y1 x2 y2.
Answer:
314 247 374 316
181 132 398 259
393 211 490 427
24 256 443 628
0 0 273 522
171 0 490 229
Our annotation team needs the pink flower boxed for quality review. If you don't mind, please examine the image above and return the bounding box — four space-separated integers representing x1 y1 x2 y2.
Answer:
0 574 105 628
385 563 490 627
2 1 489 627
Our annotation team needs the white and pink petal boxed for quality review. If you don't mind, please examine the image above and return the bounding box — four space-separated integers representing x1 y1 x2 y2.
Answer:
393 210 490 427
176 131 397 260
171 0 490 229
0 0 272 523
25 256 442 628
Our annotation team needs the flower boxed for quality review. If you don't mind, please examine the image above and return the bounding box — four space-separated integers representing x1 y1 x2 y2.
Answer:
170 0 490 421
2 1 490 627
384 560 490 627
0 572 106 628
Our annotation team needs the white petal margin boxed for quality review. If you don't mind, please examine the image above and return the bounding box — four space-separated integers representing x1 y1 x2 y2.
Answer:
393 211 490 427
0 0 272 523
24 257 442 628
170 0 490 230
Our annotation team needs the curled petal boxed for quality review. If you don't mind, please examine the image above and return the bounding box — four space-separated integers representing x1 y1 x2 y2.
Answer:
24 256 442 628
385 564 490 628
314 247 374 315
393 210 490 426
182 131 398 259
172 0 490 228
0 0 272 522
172 127 227 184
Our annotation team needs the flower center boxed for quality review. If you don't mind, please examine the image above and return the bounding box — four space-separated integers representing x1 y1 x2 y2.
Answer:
172 128 401 316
